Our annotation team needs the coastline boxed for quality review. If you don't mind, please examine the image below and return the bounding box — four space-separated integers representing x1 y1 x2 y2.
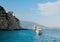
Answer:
0 28 28 31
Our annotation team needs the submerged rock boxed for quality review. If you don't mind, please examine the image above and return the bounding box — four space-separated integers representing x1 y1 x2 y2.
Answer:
0 6 26 30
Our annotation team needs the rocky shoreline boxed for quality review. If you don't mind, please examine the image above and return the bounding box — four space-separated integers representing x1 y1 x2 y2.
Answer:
0 28 28 31
0 6 27 30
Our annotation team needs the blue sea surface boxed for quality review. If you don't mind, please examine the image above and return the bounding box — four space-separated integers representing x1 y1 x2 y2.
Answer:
0 29 60 42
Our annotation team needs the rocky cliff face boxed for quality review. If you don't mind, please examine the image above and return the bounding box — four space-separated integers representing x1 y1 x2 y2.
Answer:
0 6 22 30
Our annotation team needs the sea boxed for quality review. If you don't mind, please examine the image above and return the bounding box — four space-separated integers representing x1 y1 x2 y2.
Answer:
0 29 60 42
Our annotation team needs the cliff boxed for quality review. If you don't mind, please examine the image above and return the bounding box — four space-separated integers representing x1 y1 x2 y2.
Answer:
0 6 26 30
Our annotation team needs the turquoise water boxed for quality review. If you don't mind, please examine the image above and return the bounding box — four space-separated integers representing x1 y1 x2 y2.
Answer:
0 29 60 42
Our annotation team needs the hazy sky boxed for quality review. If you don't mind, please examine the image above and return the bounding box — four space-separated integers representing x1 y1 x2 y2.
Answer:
0 0 60 28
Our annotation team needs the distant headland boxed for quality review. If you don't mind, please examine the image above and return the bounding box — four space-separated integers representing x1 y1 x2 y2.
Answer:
0 6 27 30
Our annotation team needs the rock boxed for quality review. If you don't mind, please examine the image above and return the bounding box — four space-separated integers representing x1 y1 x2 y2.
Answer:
0 6 25 30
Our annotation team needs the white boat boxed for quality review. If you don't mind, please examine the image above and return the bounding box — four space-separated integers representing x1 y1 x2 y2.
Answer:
32 25 42 35
35 28 41 35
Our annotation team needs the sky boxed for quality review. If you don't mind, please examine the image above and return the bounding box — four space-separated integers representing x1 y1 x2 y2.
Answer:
0 0 60 28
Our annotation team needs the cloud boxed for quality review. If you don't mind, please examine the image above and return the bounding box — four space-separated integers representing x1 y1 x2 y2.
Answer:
37 0 60 16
